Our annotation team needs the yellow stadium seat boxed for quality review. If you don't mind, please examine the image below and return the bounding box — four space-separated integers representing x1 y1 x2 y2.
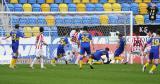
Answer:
108 0 116 3
23 27 32 37
135 0 142 3
59 3 68 12
73 0 81 3
112 3 121 11
46 15 55 26
41 4 50 12
23 4 32 12
10 0 18 4
103 3 112 11
135 15 144 24
139 3 148 14
90 0 98 3
82 0 89 3
77 4 86 12
100 15 108 24
46 0 54 3
32 27 40 36
143 0 151 3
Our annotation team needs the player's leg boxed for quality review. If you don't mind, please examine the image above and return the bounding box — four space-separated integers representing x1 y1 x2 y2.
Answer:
85 47 94 69
9 44 18 69
142 52 153 72
30 49 40 69
79 47 85 69
39 49 45 69
114 49 122 64
149 52 159 74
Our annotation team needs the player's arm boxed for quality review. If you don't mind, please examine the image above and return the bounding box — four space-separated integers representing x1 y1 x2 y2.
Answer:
143 38 152 51
3 36 10 40
89 34 94 51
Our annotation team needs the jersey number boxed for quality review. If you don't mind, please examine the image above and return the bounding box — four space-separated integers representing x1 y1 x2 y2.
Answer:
82 36 90 42
152 39 159 46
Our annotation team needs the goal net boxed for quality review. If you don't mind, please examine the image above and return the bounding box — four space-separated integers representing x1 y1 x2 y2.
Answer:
0 12 133 64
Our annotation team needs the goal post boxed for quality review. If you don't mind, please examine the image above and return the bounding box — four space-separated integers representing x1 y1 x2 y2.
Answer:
0 11 133 64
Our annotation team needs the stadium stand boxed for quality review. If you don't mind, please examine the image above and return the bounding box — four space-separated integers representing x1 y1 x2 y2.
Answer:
28 0 36 4
23 4 32 12
112 3 121 11
108 0 116 3
73 0 81 3
99 15 108 24
86 4 95 11
95 3 104 11
10 0 18 4
46 0 54 4
77 3 86 11
41 4 50 12
82 0 90 3
50 4 59 12
139 3 148 14
32 27 40 36
103 3 112 11
64 0 72 4
55 0 63 4
121 3 130 11
19 0 27 4
45 15 55 26
59 3 68 12
135 15 144 24
37 0 45 4
90 0 99 3
68 4 76 11
14 4 23 12
99 0 107 3
23 27 32 37
135 0 142 3
32 4 41 12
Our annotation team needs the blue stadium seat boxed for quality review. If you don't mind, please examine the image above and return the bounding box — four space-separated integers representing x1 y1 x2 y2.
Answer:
55 15 64 26
6 4 14 11
37 16 46 26
19 0 27 4
19 16 28 26
28 0 36 4
51 27 58 37
50 4 59 12
118 15 128 24
68 4 77 11
108 15 118 24
32 4 41 12
10 16 19 25
155 15 160 24
121 3 130 11
64 0 72 4
152 0 160 2
28 16 37 26
73 15 82 25
14 4 23 12
82 16 92 25
64 16 73 25
95 4 104 11
86 4 95 11
157 3 160 14
126 0 133 3
44 27 51 36
99 0 107 3
144 15 150 24
91 15 100 24
130 3 139 14
55 0 63 3
37 0 45 4
0 28 5 36
117 0 125 3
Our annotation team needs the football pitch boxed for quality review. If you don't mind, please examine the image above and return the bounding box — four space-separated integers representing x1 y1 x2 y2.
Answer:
0 64 159 84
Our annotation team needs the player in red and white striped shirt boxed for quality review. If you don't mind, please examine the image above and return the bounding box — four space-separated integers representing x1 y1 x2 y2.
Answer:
30 27 48 69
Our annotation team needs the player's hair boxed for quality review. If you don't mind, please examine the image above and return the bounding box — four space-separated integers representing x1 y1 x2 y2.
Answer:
118 34 123 38
75 29 80 32
40 27 44 32
83 26 88 31
105 47 109 51
15 24 19 29
147 30 154 34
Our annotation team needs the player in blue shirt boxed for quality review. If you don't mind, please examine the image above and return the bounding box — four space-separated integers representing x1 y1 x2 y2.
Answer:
114 33 126 63
3 24 28 69
142 31 160 74
78 26 94 69
51 37 69 65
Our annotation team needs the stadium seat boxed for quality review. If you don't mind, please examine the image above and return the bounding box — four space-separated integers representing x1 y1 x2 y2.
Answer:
59 3 68 12
32 4 41 12
144 15 150 24
157 3 160 14
68 4 77 11
46 0 54 3
0 28 5 36
135 0 142 3
112 3 121 11
37 0 45 4
117 0 125 3
82 0 89 3
117 15 128 24
6 4 14 11
139 3 148 14
43 27 51 36
41 4 50 12
64 0 72 4
10 16 19 25
130 3 139 14
23 27 32 37
86 4 95 11
10 0 18 4
64 15 73 25
135 15 144 24
91 15 100 24
55 15 64 26
50 4 59 12
55 0 63 3
73 15 82 25
143 0 151 3
23 4 32 12
46 15 55 26
73 0 81 3
108 0 116 3
14 4 23 12
99 0 107 3
90 0 98 3
152 0 160 3
37 16 46 26
51 27 58 37
19 0 27 4
19 16 28 26
95 4 104 11
82 15 92 25
77 4 86 12
155 15 160 24
121 3 130 11
32 27 40 36
108 15 118 24
100 15 108 24
28 0 36 4
103 3 112 11
126 0 133 3
28 16 37 26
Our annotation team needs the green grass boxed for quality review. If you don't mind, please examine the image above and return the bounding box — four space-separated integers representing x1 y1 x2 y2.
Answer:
0 64 159 84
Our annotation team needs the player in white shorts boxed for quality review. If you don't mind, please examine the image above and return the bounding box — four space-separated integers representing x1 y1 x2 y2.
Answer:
30 27 48 69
